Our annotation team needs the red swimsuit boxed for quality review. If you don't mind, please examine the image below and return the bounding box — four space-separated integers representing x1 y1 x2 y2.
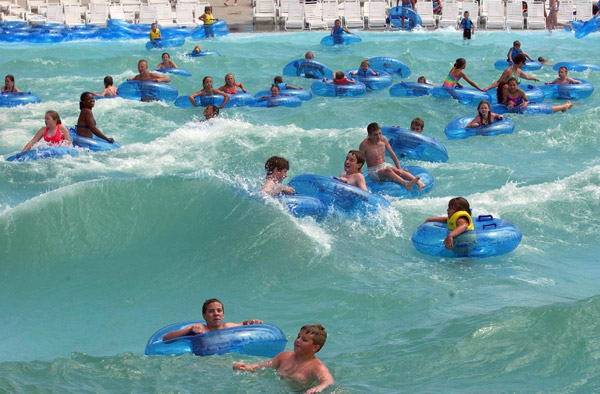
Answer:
43 125 63 144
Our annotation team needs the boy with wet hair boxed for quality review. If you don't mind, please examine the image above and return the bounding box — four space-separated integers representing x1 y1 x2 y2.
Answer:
359 122 425 192
234 324 334 394
273 76 302 90
339 150 367 191
507 40 533 63
262 156 295 195
545 66 581 85
410 117 424 133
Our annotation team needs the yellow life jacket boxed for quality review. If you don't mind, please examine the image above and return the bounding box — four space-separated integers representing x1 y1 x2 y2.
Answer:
204 13 214 25
448 211 474 231
150 28 161 40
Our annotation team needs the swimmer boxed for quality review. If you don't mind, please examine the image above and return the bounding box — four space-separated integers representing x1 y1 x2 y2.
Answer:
484 54 540 102
203 104 220 121
128 59 171 83
20 110 72 152
76 92 115 142
339 150 367 191
189 76 229 108
350 60 379 77
507 41 533 63
538 56 551 66
149 22 161 41
156 52 177 69
410 117 424 133
193 45 202 53
417 76 427 84
91 76 117 97
467 100 503 128
425 197 475 250
273 76 302 90
359 122 425 192
217 73 247 94
262 156 295 195
304 51 314 60
545 66 581 85
163 298 263 340
442 58 483 90
331 19 351 36
323 71 355 85
261 84 286 98
234 324 334 394
2 74 20 93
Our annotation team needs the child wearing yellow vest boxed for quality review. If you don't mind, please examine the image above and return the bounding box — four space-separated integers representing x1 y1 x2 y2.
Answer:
425 197 475 251
149 22 161 41
198 6 217 37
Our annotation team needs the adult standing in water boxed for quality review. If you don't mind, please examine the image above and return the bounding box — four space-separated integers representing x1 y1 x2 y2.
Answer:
128 59 171 83
483 54 540 103
76 92 115 143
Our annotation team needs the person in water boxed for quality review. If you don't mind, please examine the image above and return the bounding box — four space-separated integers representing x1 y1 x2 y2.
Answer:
503 77 573 113
410 117 424 133
2 74 20 92
192 45 202 54
425 197 476 251
262 156 295 195
217 73 247 94
162 298 263 340
156 52 177 69
339 150 367 191
149 22 161 41
305 51 315 60
417 76 427 84
202 104 219 121
233 324 335 394
467 100 503 128
330 19 351 36
545 66 581 85
484 54 539 102
76 92 115 143
460 11 474 40
199 6 217 37
128 60 171 83
92 76 117 97
21 110 72 152
189 76 229 108
359 122 425 192
273 76 302 90
323 71 356 85
442 58 483 90
507 41 533 63
350 60 379 77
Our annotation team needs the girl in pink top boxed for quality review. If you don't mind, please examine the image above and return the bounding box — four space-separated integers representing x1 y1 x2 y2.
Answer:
21 111 72 152
218 73 246 94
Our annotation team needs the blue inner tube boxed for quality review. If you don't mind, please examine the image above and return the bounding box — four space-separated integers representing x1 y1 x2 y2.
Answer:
382 127 448 162
144 321 287 357
389 6 422 30
311 81 367 97
68 128 120 151
277 194 329 221
320 33 362 46
494 59 542 71
538 79 594 100
488 84 545 104
175 94 223 108
0 92 41 107
255 88 312 101
287 174 390 215
553 62 600 72
145 36 185 50
161 26 193 38
117 81 179 102
345 69 393 90
432 86 492 105
444 116 515 139
6 146 79 162
156 68 192 77
411 214 522 258
368 57 411 78
491 103 555 115
186 50 221 57
191 20 229 39
364 165 434 198
389 82 433 97
283 59 334 80
250 95 302 108
574 14 600 39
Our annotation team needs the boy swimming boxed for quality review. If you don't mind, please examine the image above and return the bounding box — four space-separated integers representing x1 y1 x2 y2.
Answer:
262 156 295 195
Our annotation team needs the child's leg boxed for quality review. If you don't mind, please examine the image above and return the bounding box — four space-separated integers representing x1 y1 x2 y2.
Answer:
392 167 426 191
552 100 573 112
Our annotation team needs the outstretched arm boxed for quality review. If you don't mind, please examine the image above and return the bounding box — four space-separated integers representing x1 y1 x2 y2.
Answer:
519 69 540 82
233 353 282 372
459 70 482 90
425 216 448 223
149 72 171 83
21 127 45 152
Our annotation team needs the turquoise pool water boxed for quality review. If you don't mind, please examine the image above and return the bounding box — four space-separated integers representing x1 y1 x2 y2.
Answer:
1 30 600 392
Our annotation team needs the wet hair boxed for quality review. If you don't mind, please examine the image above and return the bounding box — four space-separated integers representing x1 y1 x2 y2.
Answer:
334 71 345 79
265 156 290 175
538 56 546 63
79 91 93 110
202 298 223 314
514 54 527 65
304 51 314 60
270 84 280 93
194 45 201 52
417 76 426 83
513 40 521 47
477 100 493 126
558 66 568 73
45 110 62 125
103 76 113 87
448 197 471 216
202 76 212 87
367 122 380 135
274 76 283 84
162 52 170 59
300 324 327 352
224 72 234 82
411 117 425 130
5 74 15 83
206 104 219 117
454 58 466 69
348 150 366 170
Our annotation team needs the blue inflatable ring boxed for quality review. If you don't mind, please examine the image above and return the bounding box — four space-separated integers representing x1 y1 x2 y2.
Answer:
0 92 41 107
287 174 390 215
389 82 433 97
250 95 302 108
277 194 329 221
186 50 221 57
145 36 185 50
538 79 594 100
156 68 192 77
432 86 491 105
255 88 312 101
444 116 515 139
345 69 393 90
412 214 522 258
6 146 79 162
175 92 257 108
491 103 555 115
382 127 448 162
117 81 179 102
553 62 600 72
488 84 545 104
283 59 334 80
494 59 542 71
389 6 422 30
368 57 411 78
320 33 362 46
311 81 367 97
145 321 287 357
68 128 120 152
364 165 434 198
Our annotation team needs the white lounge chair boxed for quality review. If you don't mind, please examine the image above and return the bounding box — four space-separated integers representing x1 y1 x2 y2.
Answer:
253 0 277 23
506 1 524 28
575 0 592 20
438 1 459 28
343 0 364 29
175 3 196 26
45 3 64 23
285 0 305 29
88 2 108 25
367 1 387 28
278 0 289 22
322 0 340 25
416 1 436 27
526 1 545 28
27 0 48 14
557 0 574 23
137 4 156 24
305 2 328 29
461 1 479 27
485 0 505 29
156 3 176 26
64 4 85 25
120 0 141 23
